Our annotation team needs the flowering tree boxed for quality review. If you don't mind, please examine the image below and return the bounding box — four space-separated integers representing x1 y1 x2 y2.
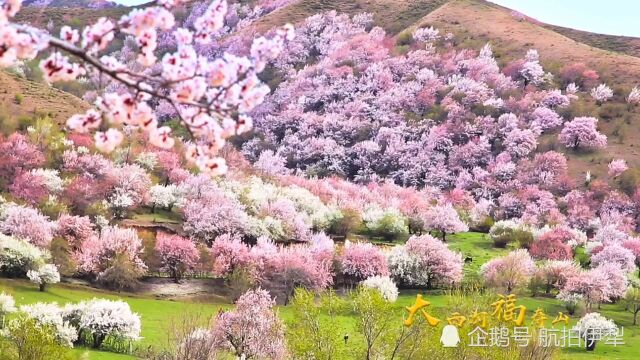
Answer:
209 233 251 278
68 298 142 349
481 249 536 293
590 84 614 104
18 302 78 347
55 214 96 251
340 241 388 281
608 159 628 178
0 0 294 176
210 288 287 359
422 204 468 241
0 205 54 248
75 226 146 288
559 117 607 150
9 171 50 205
27 263 60 291
519 49 545 87
402 234 464 288
627 87 640 106
361 275 398 302
148 184 179 211
155 232 200 282
0 134 44 183
537 260 580 294
0 234 48 277
590 244 636 273
529 231 573 261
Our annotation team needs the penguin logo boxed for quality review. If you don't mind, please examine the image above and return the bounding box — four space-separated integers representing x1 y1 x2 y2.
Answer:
440 324 460 347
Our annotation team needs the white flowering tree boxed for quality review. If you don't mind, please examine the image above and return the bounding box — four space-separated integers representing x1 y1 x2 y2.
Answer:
148 184 179 211
0 0 293 176
0 234 49 277
70 298 142 349
361 276 399 302
573 312 618 351
27 263 61 291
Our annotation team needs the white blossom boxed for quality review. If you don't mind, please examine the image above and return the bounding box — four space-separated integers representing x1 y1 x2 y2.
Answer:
361 275 399 302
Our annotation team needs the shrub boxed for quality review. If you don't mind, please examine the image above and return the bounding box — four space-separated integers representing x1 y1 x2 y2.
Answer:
13 94 23 105
328 208 362 237
0 317 75 360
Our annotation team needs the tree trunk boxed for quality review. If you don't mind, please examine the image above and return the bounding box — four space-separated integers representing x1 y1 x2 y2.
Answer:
39 283 46 292
634 308 639 325
441 231 446 242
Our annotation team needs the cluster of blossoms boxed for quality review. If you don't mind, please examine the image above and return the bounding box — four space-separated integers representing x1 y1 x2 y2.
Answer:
18 298 141 348
387 234 464 289
27 263 61 291
1 0 294 176
361 275 399 302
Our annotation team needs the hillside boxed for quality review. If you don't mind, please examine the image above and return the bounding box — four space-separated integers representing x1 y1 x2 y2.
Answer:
400 0 640 177
248 0 448 34
0 71 88 126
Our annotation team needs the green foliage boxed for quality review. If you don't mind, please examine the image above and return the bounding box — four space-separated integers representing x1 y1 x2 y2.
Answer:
395 31 413 46
617 168 640 196
49 237 76 277
13 94 23 105
228 267 256 302
329 208 363 238
97 253 143 292
598 102 626 122
0 317 75 360
286 289 351 359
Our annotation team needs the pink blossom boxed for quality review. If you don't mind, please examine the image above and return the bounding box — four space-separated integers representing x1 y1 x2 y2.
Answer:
155 232 200 282
340 241 388 280
608 159 628 178
210 288 287 359
0 205 53 248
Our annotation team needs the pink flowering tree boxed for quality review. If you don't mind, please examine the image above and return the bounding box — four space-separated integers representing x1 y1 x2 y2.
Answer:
423 204 468 241
209 233 252 279
536 260 580 294
608 159 628 178
9 171 49 205
210 288 287 359
590 243 636 273
403 234 464 289
0 134 44 183
559 269 609 311
0 0 294 176
260 244 334 304
340 241 388 281
155 232 200 282
0 205 53 248
559 117 607 150
481 249 536 293
529 231 573 261
55 214 96 252
75 226 147 288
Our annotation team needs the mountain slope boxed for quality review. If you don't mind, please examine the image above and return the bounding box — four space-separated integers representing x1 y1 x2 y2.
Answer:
0 71 88 125
248 0 448 35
